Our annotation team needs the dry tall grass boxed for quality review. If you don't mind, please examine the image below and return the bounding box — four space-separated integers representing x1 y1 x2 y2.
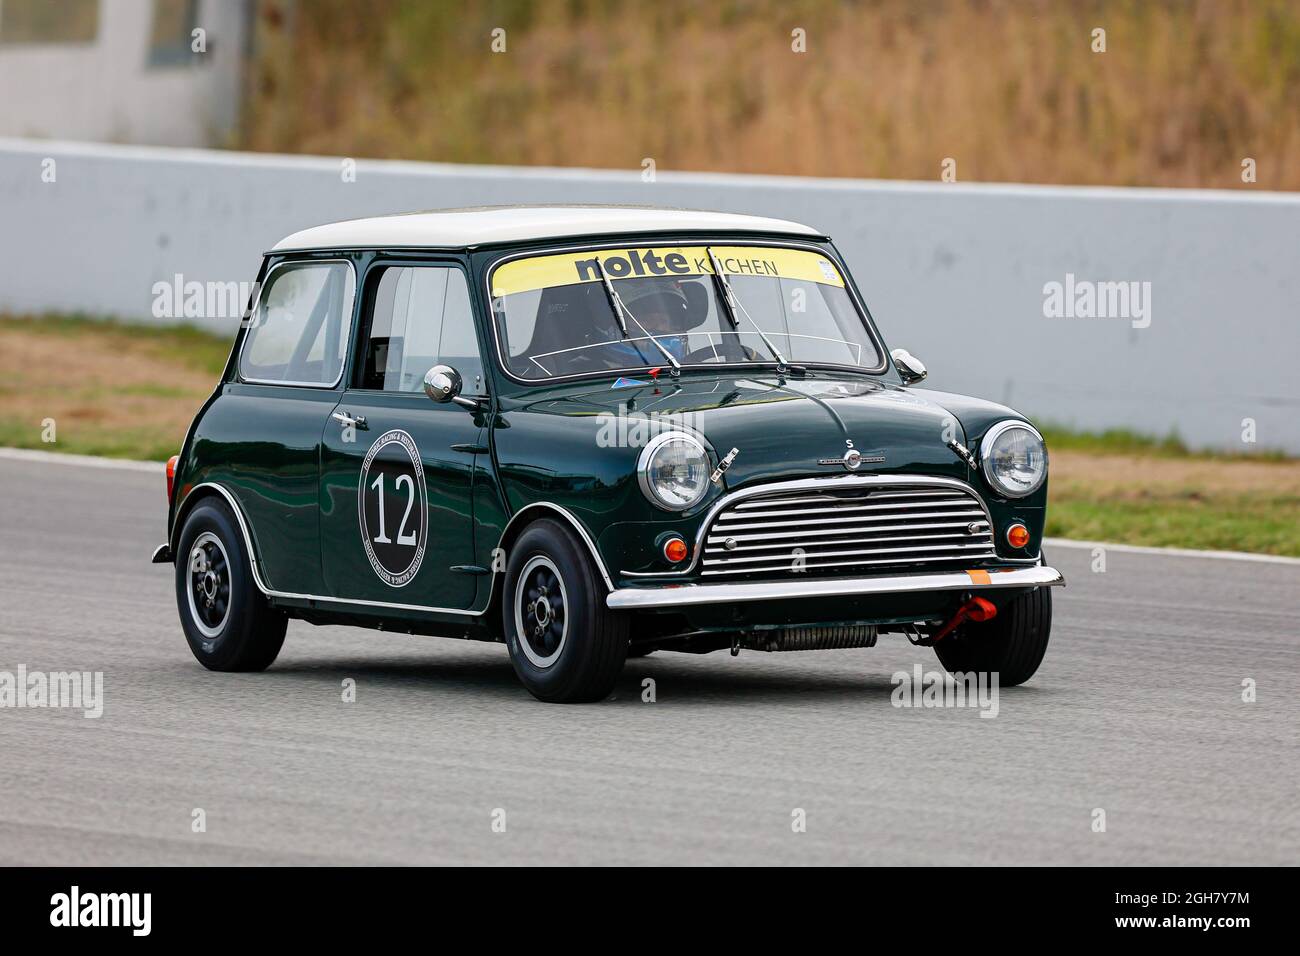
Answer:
242 0 1300 189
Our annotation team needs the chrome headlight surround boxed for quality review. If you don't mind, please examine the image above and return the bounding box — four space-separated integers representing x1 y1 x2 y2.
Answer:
637 431 711 512
980 420 1048 498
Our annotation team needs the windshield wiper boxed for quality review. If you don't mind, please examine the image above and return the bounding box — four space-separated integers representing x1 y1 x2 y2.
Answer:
594 256 681 376
593 256 629 337
706 248 803 375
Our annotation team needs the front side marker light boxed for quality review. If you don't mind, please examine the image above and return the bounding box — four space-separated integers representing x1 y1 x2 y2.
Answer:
1006 523 1030 549
663 536 689 564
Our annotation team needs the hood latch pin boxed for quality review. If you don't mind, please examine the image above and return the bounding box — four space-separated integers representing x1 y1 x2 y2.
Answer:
710 447 740 484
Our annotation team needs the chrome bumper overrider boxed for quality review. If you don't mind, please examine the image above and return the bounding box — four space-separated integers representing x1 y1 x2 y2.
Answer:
606 565 1065 611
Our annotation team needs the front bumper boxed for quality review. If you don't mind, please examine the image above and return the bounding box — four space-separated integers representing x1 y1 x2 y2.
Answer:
606 565 1064 610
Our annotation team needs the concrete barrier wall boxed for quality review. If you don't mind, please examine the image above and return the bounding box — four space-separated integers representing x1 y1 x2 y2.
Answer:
2 138 1297 452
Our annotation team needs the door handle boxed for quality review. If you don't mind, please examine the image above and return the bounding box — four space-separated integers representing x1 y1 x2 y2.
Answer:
331 411 368 429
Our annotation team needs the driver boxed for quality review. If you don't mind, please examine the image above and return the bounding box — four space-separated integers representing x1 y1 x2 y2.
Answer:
599 278 690 368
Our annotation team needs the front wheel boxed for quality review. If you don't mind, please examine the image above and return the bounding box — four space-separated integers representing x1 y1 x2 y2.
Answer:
174 498 287 672
502 519 628 702
933 586 1052 686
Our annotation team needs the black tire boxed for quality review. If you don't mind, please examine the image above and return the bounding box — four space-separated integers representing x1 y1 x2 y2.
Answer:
933 586 1052 686
501 519 628 703
174 498 287 672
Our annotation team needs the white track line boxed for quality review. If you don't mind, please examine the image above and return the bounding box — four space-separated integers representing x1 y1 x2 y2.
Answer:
1 447 1295 566
1043 537 1300 566
0 447 163 473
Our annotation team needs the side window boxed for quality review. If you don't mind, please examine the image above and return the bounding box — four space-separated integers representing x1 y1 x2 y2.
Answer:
359 265 486 394
240 261 355 386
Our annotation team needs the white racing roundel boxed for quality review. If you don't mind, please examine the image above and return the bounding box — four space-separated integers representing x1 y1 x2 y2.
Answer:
358 429 428 587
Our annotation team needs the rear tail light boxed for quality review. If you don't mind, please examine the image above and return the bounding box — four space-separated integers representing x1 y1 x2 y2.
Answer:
166 455 179 502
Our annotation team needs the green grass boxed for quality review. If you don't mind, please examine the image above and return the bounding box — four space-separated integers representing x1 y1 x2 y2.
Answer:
1041 423 1299 556
1 312 234 377
1046 496 1300 557
0 422 192 463
1039 423 1291 462
0 313 234 463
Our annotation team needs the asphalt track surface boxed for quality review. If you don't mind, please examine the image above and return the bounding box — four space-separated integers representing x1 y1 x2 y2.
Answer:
0 454 1296 865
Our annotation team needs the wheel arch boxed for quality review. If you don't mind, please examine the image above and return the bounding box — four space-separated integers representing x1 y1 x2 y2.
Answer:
485 503 614 628
170 482 269 594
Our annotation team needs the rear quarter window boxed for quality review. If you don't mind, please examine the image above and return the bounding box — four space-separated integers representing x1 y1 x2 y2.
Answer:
240 261 356 386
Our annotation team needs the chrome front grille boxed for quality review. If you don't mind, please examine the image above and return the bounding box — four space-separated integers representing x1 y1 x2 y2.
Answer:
700 480 997 578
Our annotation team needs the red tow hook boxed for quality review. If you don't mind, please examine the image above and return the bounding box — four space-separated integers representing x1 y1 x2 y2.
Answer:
931 597 997 643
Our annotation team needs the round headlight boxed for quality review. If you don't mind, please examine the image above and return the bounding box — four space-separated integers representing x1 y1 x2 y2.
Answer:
637 432 710 511
981 421 1047 498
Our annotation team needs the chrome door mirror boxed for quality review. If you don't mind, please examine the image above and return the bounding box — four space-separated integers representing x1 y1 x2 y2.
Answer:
423 365 478 409
890 348 927 385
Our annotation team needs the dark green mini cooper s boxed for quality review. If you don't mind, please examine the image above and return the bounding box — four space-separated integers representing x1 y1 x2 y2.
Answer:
155 206 1063 702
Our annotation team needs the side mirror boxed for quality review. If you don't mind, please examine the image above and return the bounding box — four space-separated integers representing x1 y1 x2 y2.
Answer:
890 348 927 385
423 365 479 409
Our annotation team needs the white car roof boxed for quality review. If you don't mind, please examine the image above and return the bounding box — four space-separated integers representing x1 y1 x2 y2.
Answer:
271 205 824 251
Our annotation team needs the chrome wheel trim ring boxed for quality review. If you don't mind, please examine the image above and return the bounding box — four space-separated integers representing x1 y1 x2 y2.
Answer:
514 555 569 669
186 531 232 639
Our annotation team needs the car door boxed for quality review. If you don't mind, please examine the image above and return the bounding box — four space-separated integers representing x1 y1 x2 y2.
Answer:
211 256 357 596
319 259 488 610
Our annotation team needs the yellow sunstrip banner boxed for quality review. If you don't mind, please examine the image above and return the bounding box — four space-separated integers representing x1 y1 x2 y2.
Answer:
490 245 845 298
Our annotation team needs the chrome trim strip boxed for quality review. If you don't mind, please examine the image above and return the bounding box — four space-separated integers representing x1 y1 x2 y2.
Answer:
710 525 990 550
701 553 997 576
236 258 359 389
732 491 962 509
711 507 987 533
607 565 1065 610
625 473 1000 578
494 502 615 593
700 540 996 567
483 237 890 386
708 519 989 544
175 483 615 617
722 496 973 518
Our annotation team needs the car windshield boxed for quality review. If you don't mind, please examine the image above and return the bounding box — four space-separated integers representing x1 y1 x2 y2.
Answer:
489 244 882 380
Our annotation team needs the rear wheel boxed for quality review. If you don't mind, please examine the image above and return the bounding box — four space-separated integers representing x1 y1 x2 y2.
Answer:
933 586 1052 686
175 499 287 672
502 519 627 702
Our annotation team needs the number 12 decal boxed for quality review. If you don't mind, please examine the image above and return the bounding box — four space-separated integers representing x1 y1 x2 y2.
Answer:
358 429 428 587
369 472 418 546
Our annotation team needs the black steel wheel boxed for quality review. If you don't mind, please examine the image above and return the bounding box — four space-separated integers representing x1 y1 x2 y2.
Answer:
174 497 286 672
502 519 628 703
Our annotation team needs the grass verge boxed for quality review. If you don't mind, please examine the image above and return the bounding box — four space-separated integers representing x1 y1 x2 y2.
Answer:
1046 451 1299 556
0 314 233 462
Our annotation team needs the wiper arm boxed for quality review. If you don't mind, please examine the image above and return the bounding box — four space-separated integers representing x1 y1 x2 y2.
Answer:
596 257 681 376
706 247 802 374
594 256 628 337
706 248 741 329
